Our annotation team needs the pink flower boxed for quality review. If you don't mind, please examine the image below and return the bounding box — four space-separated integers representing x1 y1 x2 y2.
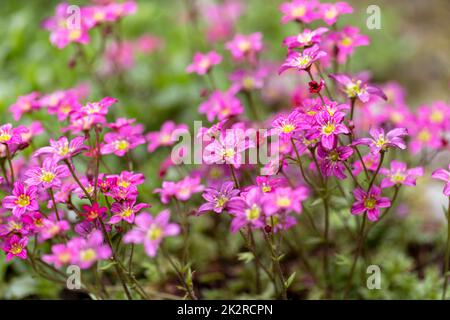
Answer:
263 186 309 215
154 176 204 204
2 235 28 261
81 202 108 222
318 2 353 25
269 110 309 140
0 124 27 146
283 27 328 49
42 243 73 268
317 145 353 179
225 33 263 60
279 45 327 74
109 200 149 224
198 181 242 214
124 210 180 257
199 90 244 122
417 101 450 130
42 3 91 49
101 129 145 157
309 111 349 149
353 153 380 176
380 161 424 188
279 0 318 24
146 121 188 152
34 136 88 161
330 26 369 64
38 218 70 242
432 165 450 196
228 188 266 233
69 230 112 269
329 74 387 103
255 176 287 193
203 129 255 168
2 182 39 217
229 67 268 92
354 127 408 154
24 158 69 189
351 185 391 221
186 51 222 75
9 92 41 121
409 122 443 154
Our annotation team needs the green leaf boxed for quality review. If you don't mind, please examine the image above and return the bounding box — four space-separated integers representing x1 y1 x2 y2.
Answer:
335 253 351 266
100 261 117 271
284 272 296 289
237 252 254 264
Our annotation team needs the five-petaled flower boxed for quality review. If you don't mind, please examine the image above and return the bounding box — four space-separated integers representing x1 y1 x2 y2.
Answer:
351 185 391 221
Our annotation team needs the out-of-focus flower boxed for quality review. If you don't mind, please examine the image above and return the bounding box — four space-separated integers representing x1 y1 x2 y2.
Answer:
279 0 318 24
380 161 423 188
9 92 41 121
330 74 387 103
354 127 408 154
283 27 328 49
69 230 112 269
124 210 180 257
146 121 188 152
432 165 450 196
154 176 204 204
263 186 309 215
199 90 244 122
225 33 263 61
228 188 266 233
329 26 369 64
318 2 353 25
186 51 222 75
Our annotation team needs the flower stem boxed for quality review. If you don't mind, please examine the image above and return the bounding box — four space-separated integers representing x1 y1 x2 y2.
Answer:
442 197 450 300
229 164 240 189
48 188 60 221
5 144 15 184
64 159 93 203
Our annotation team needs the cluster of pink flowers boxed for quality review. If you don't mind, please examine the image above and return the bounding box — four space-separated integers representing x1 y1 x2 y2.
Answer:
1 0 449 300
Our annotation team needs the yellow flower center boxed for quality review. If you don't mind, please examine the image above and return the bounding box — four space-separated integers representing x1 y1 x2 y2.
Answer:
115 140 129 151
238 40 251 52
345 81 362 98
245 204 261 221
243 76 255 90
80 248 97 262
215 196 228 208
329 150 340 161
276 196 291 208
322 123 335 135
262 185 271 193
325 8 338 19
340 37 353 47
41 171 56 183
58 252 71 264
0 133 12 142
10 244 24 255
199 58 210 70
281 123 295 134
117 180 131 188
68 29 82 41
418 129 431 142
364 197 377 210
121 208 133 217
266 215 280 226
294 55 311 68
292 5 306 17
430 110 443 123
222 148 236 159
15 195 30 207
375 135 386 148
148 226 163 241
392 172 405 183
390 112 404 123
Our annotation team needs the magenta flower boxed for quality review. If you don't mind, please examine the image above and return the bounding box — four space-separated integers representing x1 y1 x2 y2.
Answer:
432 165 450 196
265 212 297 233
24 158 69 189
199 90 244 122
351 186 391 221
228 188 266 233
186 51 222 75
2 182 39 217
198 181 242 214
109 200 149 224
68 230 112 269
229 67 268 92
101 130 145 157
263 186 309 215
279 0 318 24
146 121 188 152
34 136 88 161
225 33 263 60
42 3 91 49
310 111 349 149
203 129 255 168
77 97 117 119
0 124 26 146
42 243 73 268
317 145 353 179
380 161 424 189
409 122 443 154
279 45 327 74
330 74 387 103
43 90 83 121
330 26 369 64
81 202 108 222
2 235 28 261
269 110 309 140
353 153 380 176
283 27 328 49
318 2 353 25
417 101 450 129
354 127 408 154
255 176 287 193
124 210 180 257
154 176 204 204
9 92 41 121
